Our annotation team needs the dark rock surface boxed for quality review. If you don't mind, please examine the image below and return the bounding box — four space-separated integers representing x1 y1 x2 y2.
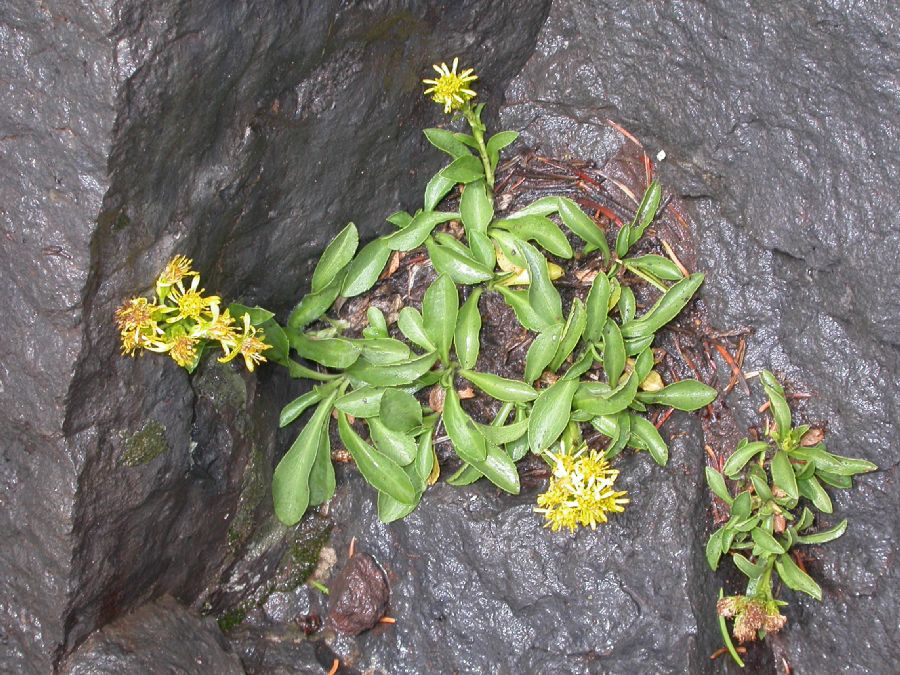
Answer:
60 595 243 674
502 1 899 672
0 1 549 672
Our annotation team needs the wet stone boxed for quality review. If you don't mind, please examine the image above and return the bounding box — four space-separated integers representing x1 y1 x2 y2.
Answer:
327 553 390 636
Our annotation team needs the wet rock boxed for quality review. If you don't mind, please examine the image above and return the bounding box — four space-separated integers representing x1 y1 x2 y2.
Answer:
0 0 550 671
503 1 899 672
327 553 390 636
60 596 242 674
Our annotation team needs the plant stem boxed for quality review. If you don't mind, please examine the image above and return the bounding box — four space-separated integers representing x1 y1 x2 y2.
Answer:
463 106 494 188
717 588 746 668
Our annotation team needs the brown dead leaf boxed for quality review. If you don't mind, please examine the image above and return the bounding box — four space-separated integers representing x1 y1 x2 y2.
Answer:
428 385 445 413
458 387 475 400
800 427 826 446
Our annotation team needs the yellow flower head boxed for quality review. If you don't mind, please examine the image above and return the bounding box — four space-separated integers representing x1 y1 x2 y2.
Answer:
115 296 156 332
534 446 629 533
195 305 238 345
219 313 270 372
157 255 197 288
168 335 199 368
423 58 478 114
115 296 165 356
168 275 221 323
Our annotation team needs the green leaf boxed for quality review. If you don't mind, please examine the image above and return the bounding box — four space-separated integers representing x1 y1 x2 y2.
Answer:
228 303 274 325
377 490 419 523
749 465 773 501
368 416 416 465
732 553 766 579
379 388 423 433
521 240 563 323
441 154 484 184
288 269 347 330
706 527 724 570
624 334 655 356
617 286 636 324
495 215 573 259
347 352 438 387
775 553 822 600
550 298 586 372
459 370 538 402
442 385 487 463
751 527 786 554
630 414 669 465
486 130 518 170
355 338 411 365
424 172 456 211
629 181 662 244
602 319 626 385
620 273 705 339
633 348 654 383
564 348 595 380
338 412 416 504
280 388 322 428
415 425 436 485
425 238 494 285
460 180 494 235
771 449 799 501
603 411 631 459
468 231 496 269
705 466 733 505
798 475 833 513
792 445 877 476
584 273 611 343
635 379 718 411
495 286 550 333
454 289 482 370
423 274 458 366
477 418 529 445
424 128 472 159
385 211 412 228
524 323 564 383
311 222 358 293
796 519 848 545
760 370 791 440
816 470 852 489
397 307 436 352
722 440 769 477
557 197 610 260
364 306 388 337
334 386 384 418
625 254 684 281
471 443 520 494
447 462 483 486
574 373 639 417
615 223 632 258
507 196 559 219
342 238 391 298
291 333 360 369
385 211 459 252
272 391 338 525
528 378 578 453
307 422 336 507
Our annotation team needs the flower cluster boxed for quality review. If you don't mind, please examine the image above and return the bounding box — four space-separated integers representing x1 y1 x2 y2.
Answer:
115 256 270 372
717 595 787 643
534 446 630 532
423 57 478 114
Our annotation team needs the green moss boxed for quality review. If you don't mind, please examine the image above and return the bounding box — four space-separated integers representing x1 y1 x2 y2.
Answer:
217 608 246 633
274 520 333 594
227 447 268 552
121 421 169 467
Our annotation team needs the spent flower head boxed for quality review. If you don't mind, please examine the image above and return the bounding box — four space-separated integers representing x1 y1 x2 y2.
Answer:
535 445 629 533
423 58 478 114
157 255 197 289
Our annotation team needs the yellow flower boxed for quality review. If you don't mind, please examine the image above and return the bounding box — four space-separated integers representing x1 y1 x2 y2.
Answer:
534 446 629 532
142 332 199 369
193 305 238 345
157 255 197 289
167 275 221 323
219 313 270 372
423 58 478 114
115 296 165 356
